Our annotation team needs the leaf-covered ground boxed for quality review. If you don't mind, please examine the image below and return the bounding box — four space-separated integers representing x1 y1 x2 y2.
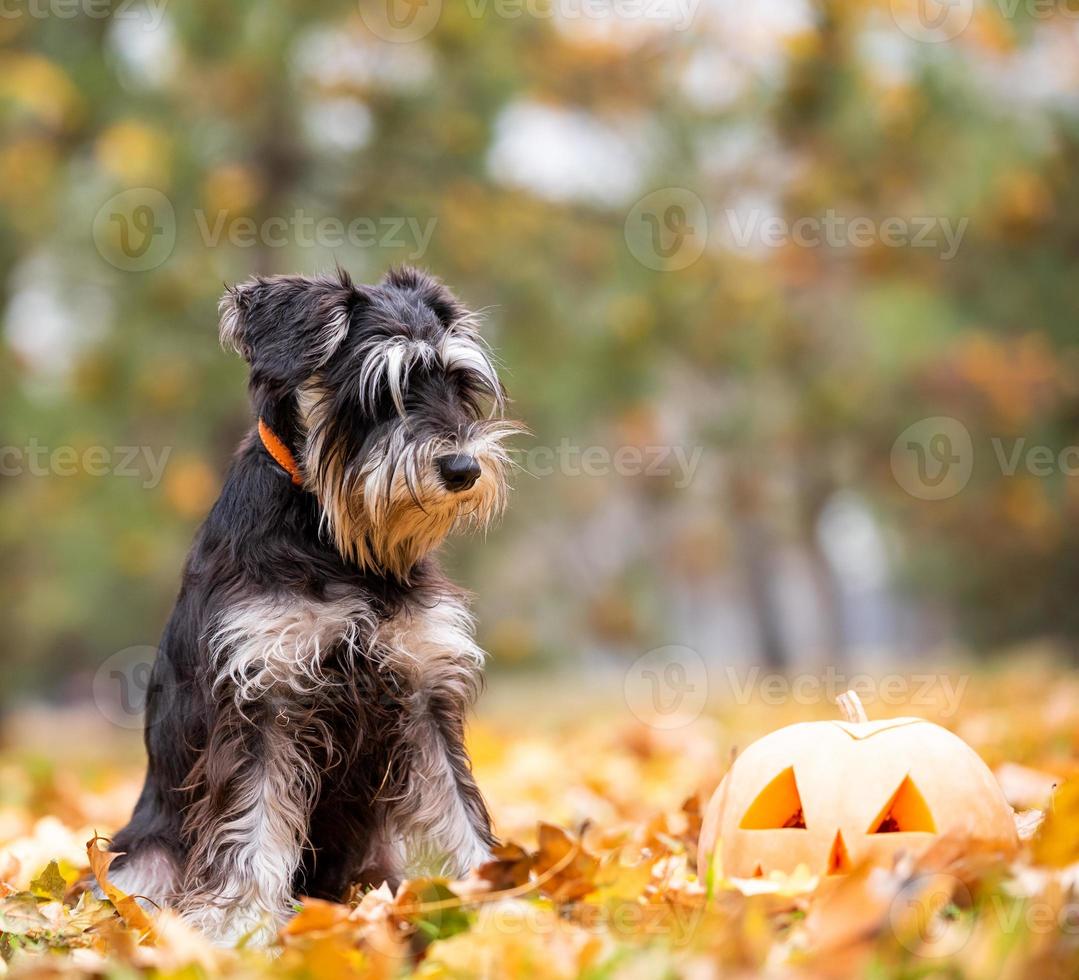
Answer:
1 660 1077 979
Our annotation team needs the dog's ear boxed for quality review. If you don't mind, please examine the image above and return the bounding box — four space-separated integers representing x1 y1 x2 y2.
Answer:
379 265 468 331
219 269 364 386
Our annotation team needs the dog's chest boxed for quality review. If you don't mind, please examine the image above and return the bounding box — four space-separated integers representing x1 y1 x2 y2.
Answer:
210 590 373 702
210 588 483 705
374 595 485 702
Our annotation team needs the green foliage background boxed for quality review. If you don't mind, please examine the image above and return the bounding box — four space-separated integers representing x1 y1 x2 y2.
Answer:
2 0 1079 699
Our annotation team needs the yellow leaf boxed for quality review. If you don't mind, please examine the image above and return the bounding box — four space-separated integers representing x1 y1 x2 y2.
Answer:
534 823 600 903
282 897 352 937
477 842 535 891
1033 780 1079 868
85 835 155 938
29 860 67 901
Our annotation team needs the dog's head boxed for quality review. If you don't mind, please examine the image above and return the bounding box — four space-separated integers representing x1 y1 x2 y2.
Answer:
219 266 522 578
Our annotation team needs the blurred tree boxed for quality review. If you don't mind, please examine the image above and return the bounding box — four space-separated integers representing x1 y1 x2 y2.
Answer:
2 0 1079 704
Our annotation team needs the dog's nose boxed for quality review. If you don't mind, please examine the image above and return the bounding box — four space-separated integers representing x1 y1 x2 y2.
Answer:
438 453 481 492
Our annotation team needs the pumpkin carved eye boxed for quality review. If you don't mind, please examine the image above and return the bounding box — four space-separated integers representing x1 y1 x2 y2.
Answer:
739 766 807 829
867 774 936 833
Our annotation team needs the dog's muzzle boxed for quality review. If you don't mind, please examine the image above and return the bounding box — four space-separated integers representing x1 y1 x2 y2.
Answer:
438 453 481 492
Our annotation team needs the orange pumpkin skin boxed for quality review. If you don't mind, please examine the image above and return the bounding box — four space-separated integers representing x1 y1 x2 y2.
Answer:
698 716 1018 880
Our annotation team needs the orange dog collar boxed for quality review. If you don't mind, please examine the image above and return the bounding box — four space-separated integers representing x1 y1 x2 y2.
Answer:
257 418 303 486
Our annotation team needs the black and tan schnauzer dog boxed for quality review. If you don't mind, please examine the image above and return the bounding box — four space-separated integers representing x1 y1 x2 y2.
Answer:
104 267 521 944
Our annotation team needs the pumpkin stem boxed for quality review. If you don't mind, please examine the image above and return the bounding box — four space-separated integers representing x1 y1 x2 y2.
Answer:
836 690 868 724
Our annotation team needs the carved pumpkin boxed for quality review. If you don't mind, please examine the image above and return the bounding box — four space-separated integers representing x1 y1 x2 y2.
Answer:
698 692 1018 879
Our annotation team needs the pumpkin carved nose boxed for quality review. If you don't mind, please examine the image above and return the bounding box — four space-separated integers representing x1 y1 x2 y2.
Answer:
827 831 852 874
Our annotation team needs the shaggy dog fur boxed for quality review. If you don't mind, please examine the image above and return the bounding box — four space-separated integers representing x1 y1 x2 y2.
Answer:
105 267 522 944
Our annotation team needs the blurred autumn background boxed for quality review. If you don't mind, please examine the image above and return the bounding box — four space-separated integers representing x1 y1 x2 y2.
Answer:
4 0 1079 703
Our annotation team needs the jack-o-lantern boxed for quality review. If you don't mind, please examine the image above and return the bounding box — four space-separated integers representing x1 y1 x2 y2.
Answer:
698 692 1018 879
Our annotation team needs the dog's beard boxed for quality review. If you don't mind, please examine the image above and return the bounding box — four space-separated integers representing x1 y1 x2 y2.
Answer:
305 416 521 579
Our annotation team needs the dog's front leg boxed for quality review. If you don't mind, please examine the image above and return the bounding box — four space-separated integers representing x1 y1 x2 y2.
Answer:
178 700 314 946
395 677 496 877
378 599 496 878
